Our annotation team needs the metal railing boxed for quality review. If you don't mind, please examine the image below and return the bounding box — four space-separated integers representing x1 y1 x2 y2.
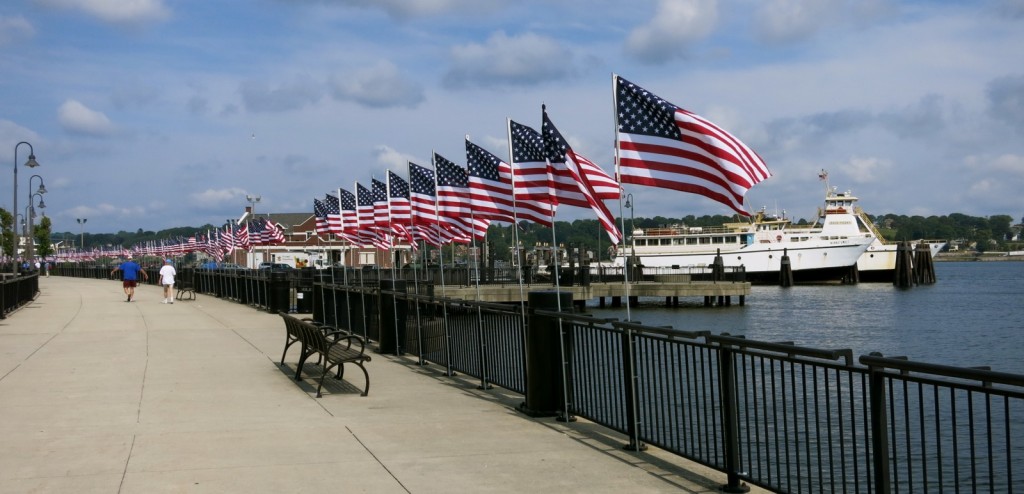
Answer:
48 265 1022 492
0 271 39 317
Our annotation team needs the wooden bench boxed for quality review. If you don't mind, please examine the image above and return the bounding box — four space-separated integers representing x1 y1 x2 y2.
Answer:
278 312 371 397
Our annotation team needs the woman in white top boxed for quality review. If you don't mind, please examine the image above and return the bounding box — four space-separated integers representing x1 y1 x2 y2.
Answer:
159 259 177 304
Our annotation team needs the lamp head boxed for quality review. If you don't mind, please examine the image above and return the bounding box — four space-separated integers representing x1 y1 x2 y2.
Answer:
24 154 39 168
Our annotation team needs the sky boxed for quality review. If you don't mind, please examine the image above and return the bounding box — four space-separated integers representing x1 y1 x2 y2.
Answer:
2 0 1023 236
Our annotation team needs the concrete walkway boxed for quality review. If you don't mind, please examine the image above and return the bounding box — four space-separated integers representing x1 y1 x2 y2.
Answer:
0 277 745 493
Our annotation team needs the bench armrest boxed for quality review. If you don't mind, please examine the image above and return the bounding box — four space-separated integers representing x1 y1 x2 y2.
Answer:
323 332 367 355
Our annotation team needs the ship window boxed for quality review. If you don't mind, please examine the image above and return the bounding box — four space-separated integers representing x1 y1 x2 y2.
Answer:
712 237 724 244
673 238 685 245
635 239 646 246
660 239 672 246
686 238 698 245
699 237 711 244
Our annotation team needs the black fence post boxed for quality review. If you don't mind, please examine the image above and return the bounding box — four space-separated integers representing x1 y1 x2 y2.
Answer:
718 345 750 493
621 326 645 451
868 357 892 494
518 290 572 417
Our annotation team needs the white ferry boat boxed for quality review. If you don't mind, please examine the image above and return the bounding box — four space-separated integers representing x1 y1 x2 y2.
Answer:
612 187 876 284
858 237 946 282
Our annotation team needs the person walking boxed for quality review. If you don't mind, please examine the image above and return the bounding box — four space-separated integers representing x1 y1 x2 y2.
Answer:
111 255 148 302
159 258 177 304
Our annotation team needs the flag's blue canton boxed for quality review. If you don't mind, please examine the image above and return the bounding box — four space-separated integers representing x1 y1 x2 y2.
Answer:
313 198 326 217
388 170 408 199
509 120 546 163
466 141 501 181
339 189 356 211
410 163 435 195
541 111 569 163
357 183 373 206
435 153 467 187
324 194 340 214
616 76 681 140
372 178 387 202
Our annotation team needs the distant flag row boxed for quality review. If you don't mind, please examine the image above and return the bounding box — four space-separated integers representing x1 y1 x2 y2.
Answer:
50 218 286 262
313 76 771 249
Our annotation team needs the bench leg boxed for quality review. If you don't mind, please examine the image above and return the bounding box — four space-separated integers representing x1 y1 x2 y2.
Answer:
295 347 313 381
280 337 299 366
355 362 370 397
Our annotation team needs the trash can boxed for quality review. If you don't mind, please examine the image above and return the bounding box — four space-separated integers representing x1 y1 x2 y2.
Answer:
518 290 573 417
269 270 290 313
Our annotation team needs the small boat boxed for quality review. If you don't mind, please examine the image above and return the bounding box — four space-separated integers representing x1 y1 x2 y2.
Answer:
612 186 876 284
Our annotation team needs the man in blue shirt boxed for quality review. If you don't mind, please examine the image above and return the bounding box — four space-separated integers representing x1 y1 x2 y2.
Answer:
110 256 149 302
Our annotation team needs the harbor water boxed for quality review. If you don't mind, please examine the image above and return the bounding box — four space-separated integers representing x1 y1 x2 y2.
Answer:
587 261 1024 375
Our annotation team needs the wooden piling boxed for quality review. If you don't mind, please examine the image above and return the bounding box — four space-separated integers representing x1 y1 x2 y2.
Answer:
893 241 915 288
913 242 937 284
779 249 794 287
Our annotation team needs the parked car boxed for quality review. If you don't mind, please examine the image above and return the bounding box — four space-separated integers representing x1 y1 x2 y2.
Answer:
219 263 245 270
258 262 292 270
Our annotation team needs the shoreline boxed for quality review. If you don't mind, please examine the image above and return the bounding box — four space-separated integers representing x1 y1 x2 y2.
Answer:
934 253 1024 262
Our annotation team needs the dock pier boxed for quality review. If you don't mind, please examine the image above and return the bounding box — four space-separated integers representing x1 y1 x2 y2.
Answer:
437 280 749 307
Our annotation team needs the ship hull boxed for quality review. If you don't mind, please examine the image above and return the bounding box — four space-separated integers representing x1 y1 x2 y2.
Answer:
615 240 871 285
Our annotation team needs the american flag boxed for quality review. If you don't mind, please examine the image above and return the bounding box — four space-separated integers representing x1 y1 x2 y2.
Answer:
409 162 438 226
324 193 343 234
387 170 415 245
338 188 360 244
465 138 516 224
543 108 622 244
434 152 490 241
234 221 249 251
508 119 555 225
356 182 389 249
248 218 284 245
371 178 390 230
313 197 330 234
615 75 771 216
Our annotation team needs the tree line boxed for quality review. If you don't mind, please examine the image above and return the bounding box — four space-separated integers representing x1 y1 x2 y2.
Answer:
3 210 1019 261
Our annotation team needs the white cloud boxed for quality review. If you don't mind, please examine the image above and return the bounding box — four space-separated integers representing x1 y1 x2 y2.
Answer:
328 60 424 108
753 0 895 43
754 0 837 43
443 31 576 88
990 154 1024 176
190 187 248 208
36 0 171 25
311 0 493 19
0 15 35 45
843 156 891 184
239 74 323 113
372 145 417 169
625 0 718 64
57 99 114 136
987 74 1024 129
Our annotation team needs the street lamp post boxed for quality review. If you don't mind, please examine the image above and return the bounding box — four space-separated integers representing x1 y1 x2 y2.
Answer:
245 195 261 268
77 218 88 251
26 175 46 263
13 141 40 273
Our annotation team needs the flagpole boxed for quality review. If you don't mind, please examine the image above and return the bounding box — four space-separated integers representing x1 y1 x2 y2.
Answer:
611 73 633 322
383 174 402 356
542 103 573 422
504 121 530 355
430 152 454 377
